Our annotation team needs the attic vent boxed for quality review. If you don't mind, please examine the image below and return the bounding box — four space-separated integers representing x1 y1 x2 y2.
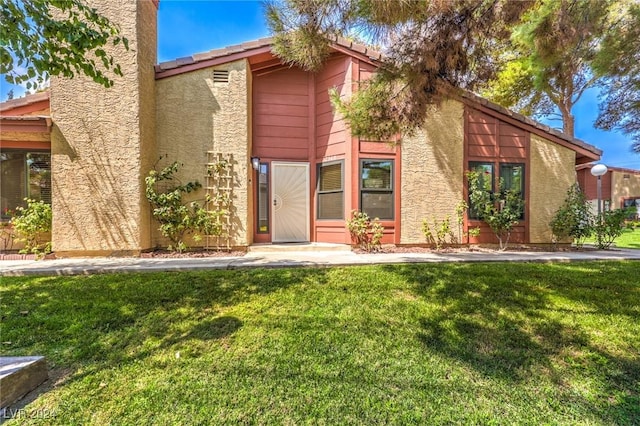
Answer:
623 174 631 179
213 70 229 83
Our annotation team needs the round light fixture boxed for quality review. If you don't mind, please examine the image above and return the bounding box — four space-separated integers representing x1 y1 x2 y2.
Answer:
590 163 608 177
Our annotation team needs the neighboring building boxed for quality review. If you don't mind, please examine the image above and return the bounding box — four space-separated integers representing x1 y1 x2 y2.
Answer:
0 0 603 256
577 164 640 218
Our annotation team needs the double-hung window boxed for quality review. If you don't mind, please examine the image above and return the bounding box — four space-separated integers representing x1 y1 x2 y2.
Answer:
360 159 394 220
317 161 344 220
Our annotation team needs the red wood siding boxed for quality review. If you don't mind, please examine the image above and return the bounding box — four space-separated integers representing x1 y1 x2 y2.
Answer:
316 56 349 159
253 68 310 159
465 108 529 244
577 168 612 200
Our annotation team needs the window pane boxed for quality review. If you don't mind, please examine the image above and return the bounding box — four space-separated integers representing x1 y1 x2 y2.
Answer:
318 162 344 220
1 152 26 218
28 153 51 204
319 163 342 192
470 162 493 191
362 192 393 220
468 162 494 220
257 164 269 233
318 192 344 220
362 160 392 190
500 164 523 194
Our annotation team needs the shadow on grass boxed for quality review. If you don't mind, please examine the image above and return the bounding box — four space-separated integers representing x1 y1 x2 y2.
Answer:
0 268 329 407
384 262 640 424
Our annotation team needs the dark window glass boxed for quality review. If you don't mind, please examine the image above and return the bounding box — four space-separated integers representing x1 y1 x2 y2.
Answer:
1 150 51 220
257 163 269 233
500 163 524 195
360 160 393 219
500 163 525 219
468 162 494 219
318 161 344 220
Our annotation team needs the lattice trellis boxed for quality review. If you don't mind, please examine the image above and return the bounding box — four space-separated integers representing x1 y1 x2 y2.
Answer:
204 152 234 250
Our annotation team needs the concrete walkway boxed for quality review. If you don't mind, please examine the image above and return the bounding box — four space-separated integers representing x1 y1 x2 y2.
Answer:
1 247 639 276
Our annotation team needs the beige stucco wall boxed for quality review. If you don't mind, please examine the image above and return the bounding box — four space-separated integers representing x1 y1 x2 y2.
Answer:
612 170 640 208
529 134 576 243
50 0 157 256
401 100 465 244
155 59 252 248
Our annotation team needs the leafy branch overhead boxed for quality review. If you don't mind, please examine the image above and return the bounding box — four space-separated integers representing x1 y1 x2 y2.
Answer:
0 0 128 90
267 0 535 140
268 0 640 152
267 0 533 140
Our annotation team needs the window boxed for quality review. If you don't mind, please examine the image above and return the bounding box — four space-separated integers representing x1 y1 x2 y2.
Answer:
468 162 525 220
317 161 344 220
1 151 51 220
500 163 524 195
256 163 269 233
468 162 494 219
500 163 524 219
360 159 393 220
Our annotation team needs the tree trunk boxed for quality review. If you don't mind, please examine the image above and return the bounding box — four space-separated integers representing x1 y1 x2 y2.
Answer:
559 103 575 138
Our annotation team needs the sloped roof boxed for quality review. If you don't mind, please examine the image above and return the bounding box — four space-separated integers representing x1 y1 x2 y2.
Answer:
0 91 50 113
155 35 382 74
576 163 640 175
155 36 600 160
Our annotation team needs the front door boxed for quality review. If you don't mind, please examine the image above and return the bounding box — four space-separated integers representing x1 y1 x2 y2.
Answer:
271 162 309 242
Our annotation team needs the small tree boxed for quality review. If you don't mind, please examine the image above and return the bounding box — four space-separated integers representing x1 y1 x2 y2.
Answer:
467 171 524 250
549 183 593 248
145 161 225 253
11 198 52 256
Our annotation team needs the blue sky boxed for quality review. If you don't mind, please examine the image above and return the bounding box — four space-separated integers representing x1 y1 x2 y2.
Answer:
2 0 639 169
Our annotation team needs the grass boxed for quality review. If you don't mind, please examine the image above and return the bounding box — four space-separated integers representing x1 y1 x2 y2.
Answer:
583 227 640 249
613 227 640 249
1 262 639 425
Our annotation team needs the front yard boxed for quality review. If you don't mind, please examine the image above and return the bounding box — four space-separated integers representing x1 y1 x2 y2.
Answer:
1 262 639 424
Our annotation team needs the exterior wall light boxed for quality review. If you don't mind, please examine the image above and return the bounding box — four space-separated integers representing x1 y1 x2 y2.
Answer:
590 163 608 216
251 157 260 171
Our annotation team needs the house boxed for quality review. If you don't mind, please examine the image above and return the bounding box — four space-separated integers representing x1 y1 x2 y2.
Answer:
0 0 603 256
576 164 640 217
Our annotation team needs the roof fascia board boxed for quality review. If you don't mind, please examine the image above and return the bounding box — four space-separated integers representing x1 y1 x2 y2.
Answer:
155 46 272 79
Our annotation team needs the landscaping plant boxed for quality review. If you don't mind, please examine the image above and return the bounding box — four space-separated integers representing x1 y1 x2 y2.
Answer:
10 198 52 256
145 160 226 252
422 215 455 249
467 171 524 250
549 183 593 248
593 207 636 249
346 210 384 252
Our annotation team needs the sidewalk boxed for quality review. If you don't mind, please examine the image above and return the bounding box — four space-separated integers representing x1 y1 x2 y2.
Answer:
2 247 640 276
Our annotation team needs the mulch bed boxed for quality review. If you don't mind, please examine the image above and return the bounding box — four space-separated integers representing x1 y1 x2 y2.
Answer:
354 244 600 254
140 249 246 258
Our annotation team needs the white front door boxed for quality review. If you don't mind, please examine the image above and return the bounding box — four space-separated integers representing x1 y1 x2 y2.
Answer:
271 162 309 242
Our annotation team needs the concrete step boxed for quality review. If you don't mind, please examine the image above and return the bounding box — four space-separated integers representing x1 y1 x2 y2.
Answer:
0 357 48 409
248 242 351 253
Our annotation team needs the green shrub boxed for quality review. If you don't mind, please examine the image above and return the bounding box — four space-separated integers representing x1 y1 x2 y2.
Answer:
346 210 384 252
549 183 593 248
145 161 226 252
467 171 524 250
11 198 52 256
593 207 636 249
422 216 455 250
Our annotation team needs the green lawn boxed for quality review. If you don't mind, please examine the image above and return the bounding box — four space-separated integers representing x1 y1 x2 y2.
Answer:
1 263 639 425
583 227 640 249
614 227 640 249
